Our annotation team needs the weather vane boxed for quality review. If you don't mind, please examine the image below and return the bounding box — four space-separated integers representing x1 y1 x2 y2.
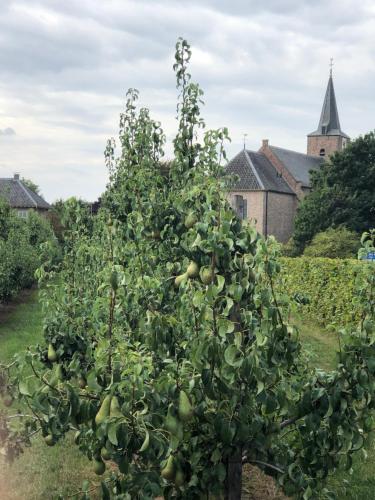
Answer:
243 133 248 150
329 57 334 76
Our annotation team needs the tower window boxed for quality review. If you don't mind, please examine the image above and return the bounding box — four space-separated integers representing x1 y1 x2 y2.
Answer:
319 148 326 157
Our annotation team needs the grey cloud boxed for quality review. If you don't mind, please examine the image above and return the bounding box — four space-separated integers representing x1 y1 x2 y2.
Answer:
0 127 16 136
0 0 374 202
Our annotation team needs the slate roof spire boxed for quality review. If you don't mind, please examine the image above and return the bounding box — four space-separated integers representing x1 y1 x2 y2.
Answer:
308 71 349 139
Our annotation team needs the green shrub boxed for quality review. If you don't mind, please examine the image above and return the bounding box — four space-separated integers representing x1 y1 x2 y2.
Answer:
280 256 364 327
303 227 360 258
281 237 300 257
0 200 58 302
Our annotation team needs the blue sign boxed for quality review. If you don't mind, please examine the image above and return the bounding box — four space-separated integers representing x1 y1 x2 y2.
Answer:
365 252 375 261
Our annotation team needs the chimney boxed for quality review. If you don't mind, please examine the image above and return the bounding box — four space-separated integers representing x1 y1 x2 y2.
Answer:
14 173 20 180
262 139 269 148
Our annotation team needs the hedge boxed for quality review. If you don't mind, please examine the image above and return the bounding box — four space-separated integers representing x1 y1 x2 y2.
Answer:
0 202 59 303
279 256 366 328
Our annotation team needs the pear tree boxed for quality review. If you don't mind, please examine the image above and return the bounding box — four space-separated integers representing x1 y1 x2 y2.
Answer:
1 40 375 499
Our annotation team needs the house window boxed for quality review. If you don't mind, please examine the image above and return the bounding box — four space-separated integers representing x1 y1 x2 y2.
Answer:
319 148 326 157
234 195 247 220
17 209 28 218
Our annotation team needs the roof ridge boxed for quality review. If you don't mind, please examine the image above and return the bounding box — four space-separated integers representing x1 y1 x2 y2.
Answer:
245 151 264 190
16 179 38 208
270 145 322 160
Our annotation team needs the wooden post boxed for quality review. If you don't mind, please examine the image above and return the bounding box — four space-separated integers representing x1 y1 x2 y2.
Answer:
225 450 242 500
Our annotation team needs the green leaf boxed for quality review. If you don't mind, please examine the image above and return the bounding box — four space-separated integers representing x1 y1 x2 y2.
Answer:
101 481 111 500
19 380 32 396
139 430 150 452
108 422 119 445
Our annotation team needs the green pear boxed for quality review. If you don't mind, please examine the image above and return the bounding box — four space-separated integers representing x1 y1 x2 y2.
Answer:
187 261 199 278
174 273 188 287
47 343 57 362
161 454 176 481
101 447 111 461
110 396 123 418
165 404 179 435
184 213 198 229
44 434 55 446
95 395 112 425
174 467 185 487
93 459 106 475
178 390 194 422
200 267 214 285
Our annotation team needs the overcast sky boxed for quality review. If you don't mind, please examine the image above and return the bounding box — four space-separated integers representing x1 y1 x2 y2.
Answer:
0 0 374 202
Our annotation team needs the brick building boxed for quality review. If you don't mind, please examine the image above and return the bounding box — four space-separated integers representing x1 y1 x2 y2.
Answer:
226 71 349 242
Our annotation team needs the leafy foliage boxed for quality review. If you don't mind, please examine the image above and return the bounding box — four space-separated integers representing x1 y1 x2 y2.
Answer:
21 177 40 195
0 200 59 302
1 41 375 500
280 256 365 328
293 132 375 252
303 227 360 259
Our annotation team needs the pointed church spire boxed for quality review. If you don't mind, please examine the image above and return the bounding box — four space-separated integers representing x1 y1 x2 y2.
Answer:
307 65 350 157
309 68 349 138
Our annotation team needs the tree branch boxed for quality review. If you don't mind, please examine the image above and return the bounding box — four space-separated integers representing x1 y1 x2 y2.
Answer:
242 456 285 474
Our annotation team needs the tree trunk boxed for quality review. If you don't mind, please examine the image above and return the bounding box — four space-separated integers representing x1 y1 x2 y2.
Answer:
225 450 242 500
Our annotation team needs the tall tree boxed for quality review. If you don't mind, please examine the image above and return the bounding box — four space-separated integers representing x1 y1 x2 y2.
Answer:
293 132 375 252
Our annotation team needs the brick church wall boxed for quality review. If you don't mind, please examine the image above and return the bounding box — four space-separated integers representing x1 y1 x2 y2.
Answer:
229 190 296 243
266 192 297 243
307 135 346 157
229 191 265 235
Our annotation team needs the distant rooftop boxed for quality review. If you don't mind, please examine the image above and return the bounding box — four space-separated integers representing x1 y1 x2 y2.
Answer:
0 174 50 209
226 149 294 194
269 145 323 187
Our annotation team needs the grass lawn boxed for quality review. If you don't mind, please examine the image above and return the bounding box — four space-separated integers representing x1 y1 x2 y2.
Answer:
0 291 374 499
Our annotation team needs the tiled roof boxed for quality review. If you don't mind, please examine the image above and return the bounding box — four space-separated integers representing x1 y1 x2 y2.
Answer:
226 150 261 190
226 150 294 194
0 178 50 209
269 146 323 187
247 151 294 194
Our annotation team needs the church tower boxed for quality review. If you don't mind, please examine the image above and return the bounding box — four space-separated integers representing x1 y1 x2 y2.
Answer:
307 68 349 157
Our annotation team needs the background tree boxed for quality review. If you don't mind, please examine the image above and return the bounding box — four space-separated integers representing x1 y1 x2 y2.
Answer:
293 132 375 253
21 177 40 195
303 227 360 259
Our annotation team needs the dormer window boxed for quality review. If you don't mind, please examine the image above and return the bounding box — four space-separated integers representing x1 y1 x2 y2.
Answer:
319 148 326 157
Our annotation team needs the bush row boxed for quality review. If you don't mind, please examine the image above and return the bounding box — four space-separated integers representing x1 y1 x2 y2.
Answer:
0 201 59 302
279 256 366 328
